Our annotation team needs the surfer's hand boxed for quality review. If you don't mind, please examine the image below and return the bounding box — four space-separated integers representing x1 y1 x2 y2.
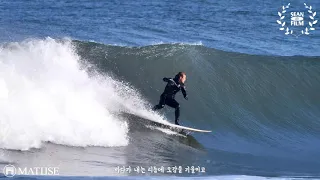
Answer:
184 96 188 100
163 77 169 82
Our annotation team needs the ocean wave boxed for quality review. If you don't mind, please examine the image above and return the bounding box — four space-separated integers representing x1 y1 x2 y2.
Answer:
0 38 137 150
74 39 320 161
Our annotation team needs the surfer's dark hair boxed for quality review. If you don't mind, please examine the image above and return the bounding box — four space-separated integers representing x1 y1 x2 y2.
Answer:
175 72 186 80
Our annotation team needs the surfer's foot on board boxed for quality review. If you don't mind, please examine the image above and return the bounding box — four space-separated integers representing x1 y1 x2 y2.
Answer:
175 119 180 125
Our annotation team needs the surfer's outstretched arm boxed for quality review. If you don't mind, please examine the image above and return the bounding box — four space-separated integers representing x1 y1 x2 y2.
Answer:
181 85 188 100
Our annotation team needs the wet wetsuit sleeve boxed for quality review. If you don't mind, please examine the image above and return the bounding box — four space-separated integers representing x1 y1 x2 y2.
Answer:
181 85 187 99
163 77 170 82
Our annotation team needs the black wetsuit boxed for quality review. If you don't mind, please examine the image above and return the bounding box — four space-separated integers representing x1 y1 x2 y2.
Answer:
152 77 188 125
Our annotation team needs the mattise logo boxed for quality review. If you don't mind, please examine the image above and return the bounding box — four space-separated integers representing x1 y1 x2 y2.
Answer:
3 164 59 177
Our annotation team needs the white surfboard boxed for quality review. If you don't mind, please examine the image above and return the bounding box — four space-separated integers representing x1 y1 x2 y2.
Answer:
150 120 212 133
123 112 212 133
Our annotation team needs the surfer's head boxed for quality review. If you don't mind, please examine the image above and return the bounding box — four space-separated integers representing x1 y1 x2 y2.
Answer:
175 72 186 84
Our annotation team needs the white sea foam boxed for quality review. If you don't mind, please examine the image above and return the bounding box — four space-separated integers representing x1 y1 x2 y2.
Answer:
151 41 203 46
0 38 161 150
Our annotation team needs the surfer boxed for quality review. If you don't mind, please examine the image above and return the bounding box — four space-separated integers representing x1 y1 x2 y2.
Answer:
152 72 188 125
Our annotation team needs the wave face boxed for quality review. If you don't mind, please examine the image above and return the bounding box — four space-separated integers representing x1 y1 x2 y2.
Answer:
1 38 320 176
76 40 320 161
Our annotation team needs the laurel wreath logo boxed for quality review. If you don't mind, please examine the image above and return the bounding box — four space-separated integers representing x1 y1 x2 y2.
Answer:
277 3 292 35
302 3 318 35
277 3 318 36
